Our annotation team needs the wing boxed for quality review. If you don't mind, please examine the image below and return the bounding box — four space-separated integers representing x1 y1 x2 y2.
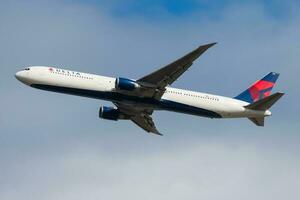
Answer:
112 43 216 134
131 114 162 136
137 43 216 93
114 102 162 135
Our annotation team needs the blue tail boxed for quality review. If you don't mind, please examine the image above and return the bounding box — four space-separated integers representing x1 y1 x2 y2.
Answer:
234 72 280 103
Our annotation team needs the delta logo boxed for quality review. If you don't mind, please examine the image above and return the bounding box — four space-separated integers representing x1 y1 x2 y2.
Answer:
49 67 81 76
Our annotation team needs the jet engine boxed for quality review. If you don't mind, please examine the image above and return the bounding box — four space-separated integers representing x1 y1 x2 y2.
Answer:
99 106 129 120
115 77 140 91
99 106 121 120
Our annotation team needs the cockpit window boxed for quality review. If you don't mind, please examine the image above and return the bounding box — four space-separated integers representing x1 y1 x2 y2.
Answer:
24 68 30 71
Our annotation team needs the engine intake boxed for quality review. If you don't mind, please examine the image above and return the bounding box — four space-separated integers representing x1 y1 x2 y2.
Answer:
116 77 140 91
99 106 120 121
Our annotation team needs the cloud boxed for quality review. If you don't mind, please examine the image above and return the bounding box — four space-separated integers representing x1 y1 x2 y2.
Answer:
1 135 299 200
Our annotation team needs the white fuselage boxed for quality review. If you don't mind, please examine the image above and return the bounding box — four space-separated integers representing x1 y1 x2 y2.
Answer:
15 66 270 119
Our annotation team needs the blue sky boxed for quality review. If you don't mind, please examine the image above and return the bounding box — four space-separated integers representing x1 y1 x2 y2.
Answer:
0 0 299 200
71 0 295 19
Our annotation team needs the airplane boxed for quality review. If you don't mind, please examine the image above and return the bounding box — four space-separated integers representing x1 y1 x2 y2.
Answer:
15 43 284 135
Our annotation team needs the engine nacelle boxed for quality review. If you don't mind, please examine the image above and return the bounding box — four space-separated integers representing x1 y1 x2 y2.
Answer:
116 77 140 91
99 106 121 121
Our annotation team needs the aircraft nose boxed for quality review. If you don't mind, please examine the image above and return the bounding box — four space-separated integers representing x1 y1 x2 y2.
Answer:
15 70 30 85
15 71 24 81
15 71 21 79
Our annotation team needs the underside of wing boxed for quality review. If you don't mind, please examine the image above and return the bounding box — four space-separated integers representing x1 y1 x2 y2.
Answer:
131 114 162 136
114 102 161 135
137 43 216 92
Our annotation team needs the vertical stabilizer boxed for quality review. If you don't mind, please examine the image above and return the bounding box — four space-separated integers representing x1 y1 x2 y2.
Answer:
235 72 279 103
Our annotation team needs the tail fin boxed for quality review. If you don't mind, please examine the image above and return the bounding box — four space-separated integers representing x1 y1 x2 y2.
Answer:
235 72 280 103
245 92 284 126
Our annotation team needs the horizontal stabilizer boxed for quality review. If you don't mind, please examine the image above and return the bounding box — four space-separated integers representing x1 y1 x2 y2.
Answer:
244 92 284 111
248 117 264 126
